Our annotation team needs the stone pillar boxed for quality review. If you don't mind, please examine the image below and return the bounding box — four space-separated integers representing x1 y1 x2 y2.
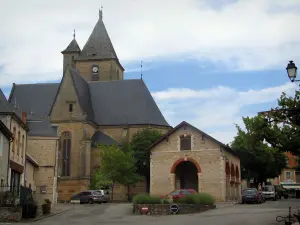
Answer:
171 173 175 190
197 173 202 192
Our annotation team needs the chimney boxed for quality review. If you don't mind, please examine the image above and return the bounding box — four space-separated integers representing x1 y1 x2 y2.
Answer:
22 112 27 124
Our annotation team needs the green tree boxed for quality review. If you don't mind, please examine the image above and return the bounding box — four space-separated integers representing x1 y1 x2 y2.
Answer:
90 170 113 190
97 145 140 200
262 91 300 155
130 128 162 193
231 116 287 187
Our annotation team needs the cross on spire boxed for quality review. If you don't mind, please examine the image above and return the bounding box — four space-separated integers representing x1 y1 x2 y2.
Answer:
99 6 103 20
73 29 76 39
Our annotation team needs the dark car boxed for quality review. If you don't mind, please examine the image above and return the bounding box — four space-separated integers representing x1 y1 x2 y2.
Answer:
242 188 264 204
70 190 103 204
161 189 197 201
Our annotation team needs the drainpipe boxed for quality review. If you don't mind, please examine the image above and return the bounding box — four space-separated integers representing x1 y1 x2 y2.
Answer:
7 115 12 186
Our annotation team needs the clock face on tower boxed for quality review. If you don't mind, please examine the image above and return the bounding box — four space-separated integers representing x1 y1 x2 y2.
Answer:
92 66 99 73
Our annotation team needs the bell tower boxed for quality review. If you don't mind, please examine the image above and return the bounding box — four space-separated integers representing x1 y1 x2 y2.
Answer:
72 9 125 82
61 30 81 72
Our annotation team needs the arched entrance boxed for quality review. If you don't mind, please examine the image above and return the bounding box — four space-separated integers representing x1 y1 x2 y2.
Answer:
171 158 201 192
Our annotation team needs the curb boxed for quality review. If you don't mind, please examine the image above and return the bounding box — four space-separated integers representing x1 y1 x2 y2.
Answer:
31 206 74 222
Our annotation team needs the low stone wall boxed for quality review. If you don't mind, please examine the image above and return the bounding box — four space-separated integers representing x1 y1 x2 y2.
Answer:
133 204 216 215
0 206 22 222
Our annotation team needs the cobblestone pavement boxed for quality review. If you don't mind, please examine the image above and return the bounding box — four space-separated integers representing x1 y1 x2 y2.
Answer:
15 199 300 225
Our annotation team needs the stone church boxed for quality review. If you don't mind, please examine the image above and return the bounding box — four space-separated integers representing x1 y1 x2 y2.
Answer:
5 10 241 203
8 10 170 202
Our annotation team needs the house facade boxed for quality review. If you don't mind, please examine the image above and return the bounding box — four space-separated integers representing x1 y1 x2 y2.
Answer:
0 89 28 196
0 120 13 188
150 121 241 202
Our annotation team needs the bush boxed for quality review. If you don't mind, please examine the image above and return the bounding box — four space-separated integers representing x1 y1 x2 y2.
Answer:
132 194 162 204
175 193 215 205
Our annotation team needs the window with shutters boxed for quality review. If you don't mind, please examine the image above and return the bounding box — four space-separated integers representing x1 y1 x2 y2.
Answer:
180 135 191 151
61 131 71 176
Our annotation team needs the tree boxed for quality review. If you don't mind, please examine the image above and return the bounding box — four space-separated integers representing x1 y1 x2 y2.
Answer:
97 145 141 200
130 128 162 193
91 170 113 190
231 116 287 187
261 91 300 156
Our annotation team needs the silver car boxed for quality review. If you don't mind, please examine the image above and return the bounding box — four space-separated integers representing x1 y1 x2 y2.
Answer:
70 190 103 204
94 189 110 203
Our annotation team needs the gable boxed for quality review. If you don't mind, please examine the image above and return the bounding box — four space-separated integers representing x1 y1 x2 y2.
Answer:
150 121 236 156
49 68 85 122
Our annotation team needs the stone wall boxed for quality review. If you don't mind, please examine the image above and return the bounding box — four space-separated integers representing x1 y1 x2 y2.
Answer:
75 59 123 82
27 137 59 204
132 204 216 215
150 125 240 202
0 206 22 222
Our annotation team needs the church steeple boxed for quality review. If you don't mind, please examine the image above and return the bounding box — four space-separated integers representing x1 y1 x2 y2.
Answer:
62 30 81 71
79 9 118 60
62 30 81 54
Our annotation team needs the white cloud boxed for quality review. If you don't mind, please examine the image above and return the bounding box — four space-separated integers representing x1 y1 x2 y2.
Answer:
0 0 300 86
153 82 297 144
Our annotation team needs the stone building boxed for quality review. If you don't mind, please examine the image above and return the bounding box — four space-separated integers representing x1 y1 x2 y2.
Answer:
7 10 170 202
0 119 13 187
0 88 28 195
149 121 241 202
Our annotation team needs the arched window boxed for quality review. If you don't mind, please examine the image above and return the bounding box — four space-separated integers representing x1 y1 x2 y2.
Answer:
61 131 71 176
21 135 25 158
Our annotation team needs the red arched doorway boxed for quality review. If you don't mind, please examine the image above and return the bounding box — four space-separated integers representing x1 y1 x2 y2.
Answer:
171 158 201 192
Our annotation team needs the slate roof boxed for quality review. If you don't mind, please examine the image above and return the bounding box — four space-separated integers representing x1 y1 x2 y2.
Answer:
0 88 13 113
70 68 94 122
9 69 170 137
9 83 59 137
79 17 118 60
89 79 169 126
91 130 120 147
62 38 81 53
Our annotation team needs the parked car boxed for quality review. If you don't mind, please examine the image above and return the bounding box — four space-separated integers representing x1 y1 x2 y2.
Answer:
70 190 103 204
262 185 277 201
93 189 110 203
161 189 197 201
242 188 264 204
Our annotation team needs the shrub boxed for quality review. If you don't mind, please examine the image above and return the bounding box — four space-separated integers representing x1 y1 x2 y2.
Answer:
175 193 215 205
132 194 162 204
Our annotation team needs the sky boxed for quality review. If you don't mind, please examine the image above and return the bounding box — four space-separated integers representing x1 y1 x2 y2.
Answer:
0 0 300 144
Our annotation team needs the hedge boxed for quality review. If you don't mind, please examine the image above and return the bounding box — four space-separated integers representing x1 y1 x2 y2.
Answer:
175 193 215 205
132 193 215 205
132 194 162 204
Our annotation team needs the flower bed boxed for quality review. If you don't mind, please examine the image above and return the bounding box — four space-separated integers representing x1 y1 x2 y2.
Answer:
132 193 216 215
0 206 22 222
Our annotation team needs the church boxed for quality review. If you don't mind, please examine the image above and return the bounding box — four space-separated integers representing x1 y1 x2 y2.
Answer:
7 10 170 202
4 10 241 203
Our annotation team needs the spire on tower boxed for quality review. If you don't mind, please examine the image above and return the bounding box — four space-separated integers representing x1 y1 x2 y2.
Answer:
73 29 76 39
99 6 103 20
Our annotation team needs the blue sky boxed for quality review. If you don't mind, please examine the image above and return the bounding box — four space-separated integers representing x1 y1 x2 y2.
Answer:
1 0 300 144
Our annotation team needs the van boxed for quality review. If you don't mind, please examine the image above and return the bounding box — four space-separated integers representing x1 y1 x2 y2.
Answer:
262 185 277 201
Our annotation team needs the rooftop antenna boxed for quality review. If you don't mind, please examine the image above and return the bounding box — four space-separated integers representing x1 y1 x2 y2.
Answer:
141 61 143 80
73 29 76 39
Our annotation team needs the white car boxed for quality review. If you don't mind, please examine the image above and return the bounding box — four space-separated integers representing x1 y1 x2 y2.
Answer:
262 185 277 201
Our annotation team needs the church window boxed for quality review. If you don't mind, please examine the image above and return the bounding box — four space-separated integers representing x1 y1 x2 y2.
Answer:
61 131 71 176
180 135 191 151
17 131 20 156
69 104 73 113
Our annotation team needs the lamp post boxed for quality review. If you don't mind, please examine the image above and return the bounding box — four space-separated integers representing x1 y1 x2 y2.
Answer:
286 60 299 83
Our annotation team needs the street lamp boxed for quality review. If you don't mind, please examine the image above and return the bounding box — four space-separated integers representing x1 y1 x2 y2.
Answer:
286 60 298 82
